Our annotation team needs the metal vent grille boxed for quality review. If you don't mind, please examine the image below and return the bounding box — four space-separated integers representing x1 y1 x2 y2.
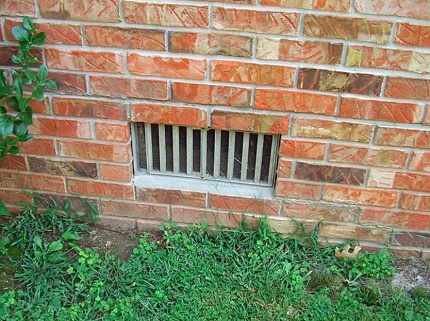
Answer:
135 123 280 187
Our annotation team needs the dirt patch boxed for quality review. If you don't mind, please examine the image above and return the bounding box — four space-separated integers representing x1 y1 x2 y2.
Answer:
392 256 430 291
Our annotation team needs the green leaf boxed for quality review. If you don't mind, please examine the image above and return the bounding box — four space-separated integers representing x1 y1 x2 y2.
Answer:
18 97 30 112
32 87 44 101
0 200 11 217
48 240 63 253
0 114 14 138
32 32 46 46
18 133 32 142
18 107 33 125
11 55 22 65
14 78 23 100
0 106 6 114
61 231 82 241
37 65 48 81
23 17 35 32
33 235 43 249
14 123 28 138
24 69 37 83
11 26 29 42
8 146 19 155
46 79 57 90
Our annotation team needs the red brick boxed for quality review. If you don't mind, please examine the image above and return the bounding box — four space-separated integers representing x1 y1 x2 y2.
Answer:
30 117 92 139
295 162 365 185
283 201 360 223
213 7 299 35
257 38 343 64
46 48 124 73
319 222 390 243
0 172 66 193
124 1 208 27
0 0 36 16
211 60 295 87
169 32 252 58
410 152 430 172
0 155 27 170
58 140 131 163
39 0 119 22
30 99 50 114
0 45 43 66
277 158 292 178
322 185 399 207
261 0 350 11
102 200 168 220
275 180 322 200
100 163 132 182
0 189 32 205
68 179 134 200
128 54 206 80
347 46 430 74
394 172 430 193
375 127 430 149
172 82 251 107
136 188 206 207
131 103 207 128
329 145 409 169
19 138 56 156
85 26 165 50
361 208 430 230
292 118 373 143
95 122 130 142
255 89 336 115
280 139 326 160
339 97 422 123
354 0 430 20
211 110 289 134
396 23 430 48
385 77 430 100
209 194 279 215
53 97 127 120
5 19 82 45
393 231 430 248
304 15 392 44
48 72 87 94
298 68 383 95
171 207 249 228
90 76 167 100
400 193 430 211
425 108 430 125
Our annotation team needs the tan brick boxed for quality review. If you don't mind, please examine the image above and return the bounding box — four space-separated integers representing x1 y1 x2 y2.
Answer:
375 127 430 149
58 140 131 163
355 0 430 20
275 180 322 200
136 188 206 207
95 122 130 142
261 0 350 11
209 194 280 215
283 201 360 223
102 200 168 220
319 222 390 243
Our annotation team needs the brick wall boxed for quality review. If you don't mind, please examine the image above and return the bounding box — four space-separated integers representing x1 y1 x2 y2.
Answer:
1 0 430 257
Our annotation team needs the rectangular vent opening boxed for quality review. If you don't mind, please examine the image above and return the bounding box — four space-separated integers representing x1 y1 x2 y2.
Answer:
136 123 280 187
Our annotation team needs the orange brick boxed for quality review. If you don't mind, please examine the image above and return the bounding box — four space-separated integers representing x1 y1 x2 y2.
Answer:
68 179 134 200
385 77 430 101
304 15 392 44
0 155 27 170
124 1 208 27
39 0 119 22
347 46 430 74
361 208 430 230
0 172 66 193
171 207 250 228
275 180 322 200
20 138 56 156
131 103 207 128
49 72 87 94
394 172 430 193
375 127 430 149
53 97 127 120
102 200 168 220
85 26 165 50
136 188 206 207
279 140 326 160
400 193 430 211
396 23 430 48
425 108 430 125
172 82 251 107
410 152 430 172
255 89 336 115
354 0 430 20
95 122 130 142
209 194 279 215
100 163 132 182
169 32 252 58
292 118 373 143
0 189 32 206
213 7 299 35
322 185 399 207
261 0 350 11
257 38 343 64
90 76 167 100
58 140 131 163
46 48 124 73
0 0 36 16
29 99 50 115
30 117 92 139
5 19 82 45
277 158 292 178
283 201 360 222
211 110 289 134
339 97 422 123
211 60 295 87
319 222 390 243
329 145 408 169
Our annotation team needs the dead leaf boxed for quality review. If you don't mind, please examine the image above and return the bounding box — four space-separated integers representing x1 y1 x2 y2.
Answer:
335 244 361 261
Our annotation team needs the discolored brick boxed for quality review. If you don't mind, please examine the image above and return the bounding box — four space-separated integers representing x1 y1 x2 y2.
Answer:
409 152 430 172
319 222 390 243
29 157 97 178
375 127 430 149
393 232 430 248
295 162 365 185
400 193 430 211
354 0 430 20
53 98 127 120
136 188 206 207
261 0 350 11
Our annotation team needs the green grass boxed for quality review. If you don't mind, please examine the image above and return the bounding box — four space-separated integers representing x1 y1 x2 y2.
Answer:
0 198 429 321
